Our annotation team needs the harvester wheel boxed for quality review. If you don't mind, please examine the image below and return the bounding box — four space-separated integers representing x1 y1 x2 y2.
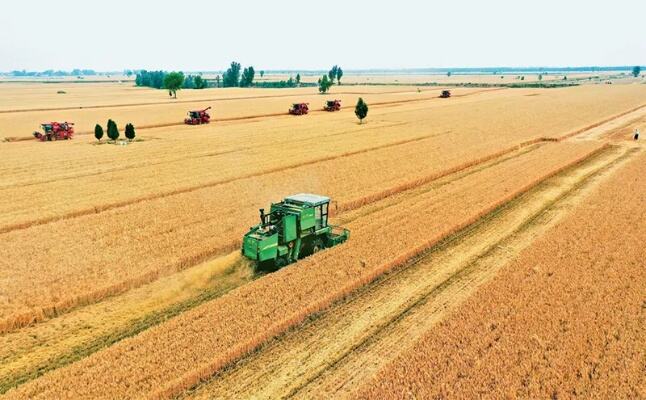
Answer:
275 256 288 269
312 239 324 254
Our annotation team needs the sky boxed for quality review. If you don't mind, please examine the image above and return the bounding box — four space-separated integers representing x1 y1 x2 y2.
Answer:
1 0 644 72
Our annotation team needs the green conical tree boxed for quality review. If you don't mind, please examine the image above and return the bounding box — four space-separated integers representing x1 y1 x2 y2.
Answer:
125 123 136 141
94 124 104 141
107 119 119 142
318 75 332 94
355 97 368 124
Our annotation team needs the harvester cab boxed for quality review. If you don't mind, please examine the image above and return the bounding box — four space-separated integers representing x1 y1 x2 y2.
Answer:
184 106 211 125
289 103 309 115
242 193 350 270
440 90 451 98
33 122 74 141
324 99 341 111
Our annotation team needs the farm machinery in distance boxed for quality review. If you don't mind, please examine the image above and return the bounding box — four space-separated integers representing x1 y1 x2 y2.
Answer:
289 103 309 115
33 122 74 141
439 90 451 98
184 106 212 125
323 99 341 111
242 193 350 270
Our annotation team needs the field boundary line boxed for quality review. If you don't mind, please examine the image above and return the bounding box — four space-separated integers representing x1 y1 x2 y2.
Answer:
148 143 610 400
553 104 645 141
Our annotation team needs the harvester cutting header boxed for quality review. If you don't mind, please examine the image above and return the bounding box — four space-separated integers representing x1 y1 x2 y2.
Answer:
242 193 350 270
33 122 74 141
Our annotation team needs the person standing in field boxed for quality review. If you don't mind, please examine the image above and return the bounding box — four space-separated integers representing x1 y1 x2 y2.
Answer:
634 128 640 140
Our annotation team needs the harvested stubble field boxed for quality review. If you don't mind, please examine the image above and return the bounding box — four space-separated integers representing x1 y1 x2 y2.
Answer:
1 80 645 399
354 151 646 400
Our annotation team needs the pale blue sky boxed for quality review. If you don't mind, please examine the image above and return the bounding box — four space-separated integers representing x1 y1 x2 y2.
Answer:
1 0 644 71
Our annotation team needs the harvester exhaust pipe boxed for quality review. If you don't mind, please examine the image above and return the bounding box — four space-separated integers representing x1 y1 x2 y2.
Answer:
259 208 265 224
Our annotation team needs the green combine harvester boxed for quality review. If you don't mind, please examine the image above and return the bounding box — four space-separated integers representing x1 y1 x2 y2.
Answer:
242 193 350 269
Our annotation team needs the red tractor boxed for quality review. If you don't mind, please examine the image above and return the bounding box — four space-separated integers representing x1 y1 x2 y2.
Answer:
289 103 309 115
184 106 212 125
439 90 451 98
33 122 74 141
323 99 341 111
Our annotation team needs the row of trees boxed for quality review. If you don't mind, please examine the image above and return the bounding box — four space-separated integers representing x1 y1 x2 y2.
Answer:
135 70 205 97
136 63 348 95
221 62 257 87
318 65 344 93
94 120 136 142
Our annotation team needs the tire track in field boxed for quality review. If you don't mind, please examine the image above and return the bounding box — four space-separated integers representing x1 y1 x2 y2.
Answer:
181 145 634 400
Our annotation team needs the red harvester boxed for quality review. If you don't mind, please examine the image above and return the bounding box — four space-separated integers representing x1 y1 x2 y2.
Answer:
289 103 309 115
184 106 212 125
323 99 341 111
33 122 74 141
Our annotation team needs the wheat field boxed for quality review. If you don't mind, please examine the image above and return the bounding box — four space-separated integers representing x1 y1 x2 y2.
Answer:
1 79 645 398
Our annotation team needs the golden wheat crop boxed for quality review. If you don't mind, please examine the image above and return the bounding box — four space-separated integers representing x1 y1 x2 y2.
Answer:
353 151 646 400
3 141 606 399
1 84 643 333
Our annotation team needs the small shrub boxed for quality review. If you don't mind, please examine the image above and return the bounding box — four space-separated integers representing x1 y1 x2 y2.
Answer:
107 119 119 142
125 123 136 141
94 124 104 141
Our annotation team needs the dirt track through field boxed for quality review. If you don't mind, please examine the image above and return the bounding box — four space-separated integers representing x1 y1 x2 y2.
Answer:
182 145 634 399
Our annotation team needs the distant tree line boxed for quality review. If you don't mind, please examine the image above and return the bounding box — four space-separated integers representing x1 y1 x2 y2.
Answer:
135 70 207 96
221 62 256 87
255 76 311 88
318 65 343 93
10 69 97 77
